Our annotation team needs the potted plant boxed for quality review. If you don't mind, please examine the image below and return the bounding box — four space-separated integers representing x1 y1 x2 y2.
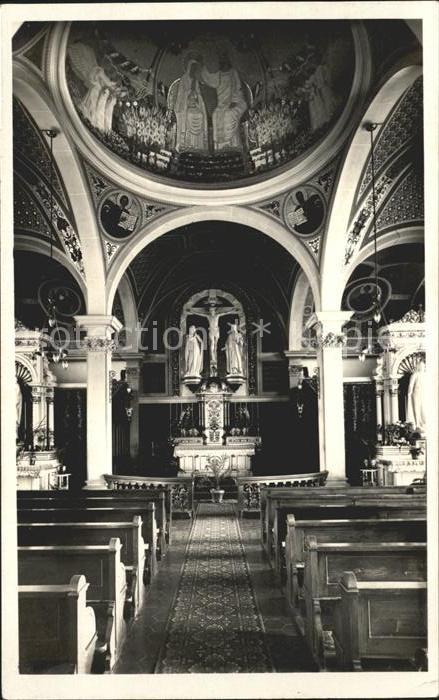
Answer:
205 455 232 504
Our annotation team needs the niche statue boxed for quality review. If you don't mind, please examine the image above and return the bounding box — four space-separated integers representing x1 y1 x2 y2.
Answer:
184 325 204 378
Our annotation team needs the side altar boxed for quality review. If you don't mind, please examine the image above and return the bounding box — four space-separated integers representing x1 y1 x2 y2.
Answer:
173 289 261 477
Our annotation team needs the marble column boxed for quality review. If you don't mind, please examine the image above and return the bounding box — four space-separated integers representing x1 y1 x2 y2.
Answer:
30 385 45 449
307 311 352 485
124 355 143 461
75 315 122 489
46 387 55 449
388 377 400 424
375 380 384 437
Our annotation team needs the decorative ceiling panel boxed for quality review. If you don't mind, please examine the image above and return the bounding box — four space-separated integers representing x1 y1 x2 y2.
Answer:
66 20 355 186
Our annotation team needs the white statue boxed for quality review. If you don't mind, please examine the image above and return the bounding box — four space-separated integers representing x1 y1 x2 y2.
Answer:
16 377 23 439
224 322 245 376
184 325 204 377
406 358 426 433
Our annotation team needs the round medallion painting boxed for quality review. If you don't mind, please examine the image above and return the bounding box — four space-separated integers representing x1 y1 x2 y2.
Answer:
284 186 325 236
66 21 355 185
99 191 141 239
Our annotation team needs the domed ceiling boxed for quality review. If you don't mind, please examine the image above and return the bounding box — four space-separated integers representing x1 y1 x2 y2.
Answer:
66 20 355 186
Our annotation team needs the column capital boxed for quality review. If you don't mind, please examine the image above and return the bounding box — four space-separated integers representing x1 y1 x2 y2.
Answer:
75 315 123 352
74 315 122 336
306 311 353 333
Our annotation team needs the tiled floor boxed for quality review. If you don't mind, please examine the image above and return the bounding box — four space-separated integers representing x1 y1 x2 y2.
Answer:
113 504 315 674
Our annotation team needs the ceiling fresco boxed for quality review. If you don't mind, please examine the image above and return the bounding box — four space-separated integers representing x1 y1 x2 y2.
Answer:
66 20 355 186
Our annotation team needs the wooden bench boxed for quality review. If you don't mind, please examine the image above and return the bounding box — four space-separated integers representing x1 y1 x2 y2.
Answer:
18 517 146 616
332 571 427 671
264 489 426 574
18 503 159 582
299 538 426 669
285 516 427 609
18 538 127 672
19 574 97 674
18 489 169 557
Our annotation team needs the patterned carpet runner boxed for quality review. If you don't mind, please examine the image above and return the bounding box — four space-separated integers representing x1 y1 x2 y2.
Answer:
155 503 273 673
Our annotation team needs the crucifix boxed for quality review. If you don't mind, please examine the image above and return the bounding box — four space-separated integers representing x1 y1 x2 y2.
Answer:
190 290 241 376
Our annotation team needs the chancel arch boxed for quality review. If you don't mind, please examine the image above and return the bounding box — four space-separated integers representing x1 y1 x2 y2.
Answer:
106 206 321 317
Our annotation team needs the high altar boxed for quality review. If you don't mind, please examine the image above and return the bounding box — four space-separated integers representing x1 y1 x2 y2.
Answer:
173 289 261 476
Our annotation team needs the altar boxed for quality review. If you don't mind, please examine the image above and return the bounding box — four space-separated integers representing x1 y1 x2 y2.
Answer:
173 290 261 477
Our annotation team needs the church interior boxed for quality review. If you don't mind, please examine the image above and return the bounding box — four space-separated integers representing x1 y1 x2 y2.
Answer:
6 13 436 690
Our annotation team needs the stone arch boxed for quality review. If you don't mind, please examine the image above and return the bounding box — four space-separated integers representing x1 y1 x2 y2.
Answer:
320 65 422 311
341 225 424 294
14 235 88 301
13 60 107 314
106 206 321 316
288 271 313 351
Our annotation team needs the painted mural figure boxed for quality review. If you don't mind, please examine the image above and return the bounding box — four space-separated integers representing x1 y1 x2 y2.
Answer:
173 57 208 152
406 358 426 433
200 52 247 151
184 325 204 378
305 63 337 132
224 322 245 376
81 65 120 134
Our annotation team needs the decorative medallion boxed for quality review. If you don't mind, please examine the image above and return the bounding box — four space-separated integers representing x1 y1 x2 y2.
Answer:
284 185 325 236
99 190 141 240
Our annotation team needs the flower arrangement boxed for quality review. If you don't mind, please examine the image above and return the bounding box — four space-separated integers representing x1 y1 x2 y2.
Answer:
205 455 232 490
378 421 422 447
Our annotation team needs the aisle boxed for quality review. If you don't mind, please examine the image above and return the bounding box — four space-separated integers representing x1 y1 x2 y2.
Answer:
156 503 273 673
114 503 315 674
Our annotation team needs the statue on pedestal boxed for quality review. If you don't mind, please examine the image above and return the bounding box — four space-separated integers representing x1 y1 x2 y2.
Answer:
224 322 245 376
16 377 23 439
406 358 426 433
184 325 203 379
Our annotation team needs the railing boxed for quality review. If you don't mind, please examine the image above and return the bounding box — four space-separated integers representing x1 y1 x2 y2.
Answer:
104 474 194 515
236 471 329 514
104 471 328 515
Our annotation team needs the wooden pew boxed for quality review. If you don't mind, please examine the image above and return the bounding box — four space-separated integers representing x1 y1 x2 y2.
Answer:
19 574 97 674
17 490 169 557
263 488 426 574
18 518 146 616
333 571 427 671
285 516 427 609
18 538 127 672
18 503 159 582
299 537 426 669
261 486 425 546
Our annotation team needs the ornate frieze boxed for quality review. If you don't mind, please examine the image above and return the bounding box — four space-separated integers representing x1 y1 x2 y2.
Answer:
81 337 117 352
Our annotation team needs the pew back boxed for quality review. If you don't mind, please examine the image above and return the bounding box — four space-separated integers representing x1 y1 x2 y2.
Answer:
333 572 427 670
285 517 427 608
18 538 127 667
19 574 97 674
